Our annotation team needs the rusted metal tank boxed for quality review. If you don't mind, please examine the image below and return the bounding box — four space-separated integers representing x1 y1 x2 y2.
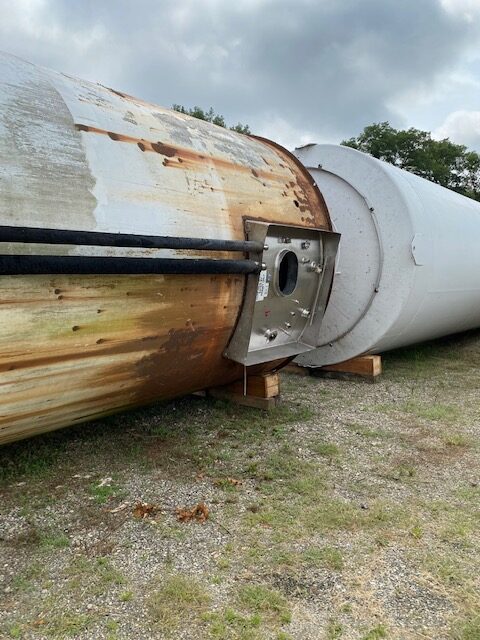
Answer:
0 52 337 444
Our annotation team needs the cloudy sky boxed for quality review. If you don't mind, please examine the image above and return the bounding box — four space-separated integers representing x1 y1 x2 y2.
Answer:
1 0 480 150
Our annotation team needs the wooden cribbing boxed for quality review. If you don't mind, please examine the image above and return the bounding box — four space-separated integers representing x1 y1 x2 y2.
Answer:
208 372 280 410
313 355 382 381
283 355 382 382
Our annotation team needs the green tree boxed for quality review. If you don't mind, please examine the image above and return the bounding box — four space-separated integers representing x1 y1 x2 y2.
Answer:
172 104 251 135
342 122 480 201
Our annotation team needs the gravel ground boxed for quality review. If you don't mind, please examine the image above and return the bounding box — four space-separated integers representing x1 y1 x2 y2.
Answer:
0 330 479 640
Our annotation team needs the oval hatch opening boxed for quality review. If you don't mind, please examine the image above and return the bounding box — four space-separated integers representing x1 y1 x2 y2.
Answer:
278 250 298 295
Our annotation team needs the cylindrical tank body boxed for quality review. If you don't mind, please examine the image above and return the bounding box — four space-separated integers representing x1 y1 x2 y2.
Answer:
0 52 332 444
294 143 480 368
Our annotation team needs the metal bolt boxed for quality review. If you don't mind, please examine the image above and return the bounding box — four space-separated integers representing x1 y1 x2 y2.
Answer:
300 308 311 318
264 329 278 341
290 311 296 316
301 257 310 264
263 244 269 251
301 240 311 250
285 322 291 329
374 286 379 293
261 262 267 270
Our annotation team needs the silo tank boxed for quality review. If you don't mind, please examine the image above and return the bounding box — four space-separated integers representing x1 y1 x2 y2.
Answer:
0 52 338 444
293 143 480 368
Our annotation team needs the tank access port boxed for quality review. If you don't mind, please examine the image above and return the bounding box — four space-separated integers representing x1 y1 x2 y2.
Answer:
224 221 340 366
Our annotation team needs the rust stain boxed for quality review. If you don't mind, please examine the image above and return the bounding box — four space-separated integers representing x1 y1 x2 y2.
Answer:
74 124 284 182
250 135 330 230
0 273 246 444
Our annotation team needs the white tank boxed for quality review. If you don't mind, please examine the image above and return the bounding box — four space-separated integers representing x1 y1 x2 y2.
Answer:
294 143 480 367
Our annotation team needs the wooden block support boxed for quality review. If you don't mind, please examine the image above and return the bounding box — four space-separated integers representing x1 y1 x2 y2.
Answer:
207 373 280 410
313 355 382 382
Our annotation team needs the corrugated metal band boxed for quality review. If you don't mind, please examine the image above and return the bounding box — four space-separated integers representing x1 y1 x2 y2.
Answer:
0 255 262 275
0 225 264 253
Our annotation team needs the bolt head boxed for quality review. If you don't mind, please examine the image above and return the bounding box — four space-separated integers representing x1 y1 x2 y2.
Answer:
264 329 278 341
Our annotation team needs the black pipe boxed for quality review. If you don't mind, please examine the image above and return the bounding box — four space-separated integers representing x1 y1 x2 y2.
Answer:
0 255 262 276
0 225 263 254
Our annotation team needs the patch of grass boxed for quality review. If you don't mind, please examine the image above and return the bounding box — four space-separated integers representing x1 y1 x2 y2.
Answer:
11 562 43 592
39 529 70 549
305 499 359 532
65 556 126 598
439 517 475 544
385 462 416 481
369 399 460 424
326 619 343 639
246 492 404 541
88 480 123 504
0 435 67 486
119 590 134 602
311 441 341 459
402 401 460 423
455 485 480 502
105 619 119 639
383 342 444 379
443 432 471 448
94 557 126 587
410 524 423 540
7 625 23 639
267 546 343 572
258 444 308 482
362 624 387 639
237 584 291 624
451 614 480 640
203 608 262 639
204 400 313 441
43 612 94 637
301 546 344 571
425 554 467 587
148 574 210 630
6 524 70 550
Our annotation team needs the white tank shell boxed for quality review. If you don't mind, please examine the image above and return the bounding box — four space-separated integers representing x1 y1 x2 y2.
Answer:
294 143 480 367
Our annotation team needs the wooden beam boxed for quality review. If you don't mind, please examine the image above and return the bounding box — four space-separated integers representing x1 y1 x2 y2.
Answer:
312 355 382 382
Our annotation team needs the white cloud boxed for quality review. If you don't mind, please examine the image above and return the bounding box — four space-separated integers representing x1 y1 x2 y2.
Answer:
440 0 480 22
256 115 333 151
433 110 480 150
1 0 480 145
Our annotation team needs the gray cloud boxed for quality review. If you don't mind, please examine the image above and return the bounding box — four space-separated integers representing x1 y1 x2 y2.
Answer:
0 0 479 147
